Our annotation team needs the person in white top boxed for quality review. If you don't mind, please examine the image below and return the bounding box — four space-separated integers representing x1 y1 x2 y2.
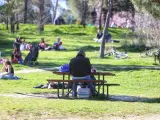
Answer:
20 39 27 51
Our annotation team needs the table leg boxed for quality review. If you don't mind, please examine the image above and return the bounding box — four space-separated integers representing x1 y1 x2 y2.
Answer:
98 74 100 80
63 74 65 80
62 81 64 97
97 81 100 95
57 82 60 97
103 75 105 95
98 74 100 94
67 75 70 93
103 75 105 81
68 75 70 80
62 74 65 97
106 85 109 98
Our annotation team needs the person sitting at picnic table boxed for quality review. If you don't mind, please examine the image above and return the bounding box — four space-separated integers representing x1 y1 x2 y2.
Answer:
52 37 65 50
39 38 47 50
0 60 14 79
69 49 95 97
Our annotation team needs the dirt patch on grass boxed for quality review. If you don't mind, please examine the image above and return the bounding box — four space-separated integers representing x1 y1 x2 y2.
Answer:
0 93 159 103
15 67 59 74
0 93 57 99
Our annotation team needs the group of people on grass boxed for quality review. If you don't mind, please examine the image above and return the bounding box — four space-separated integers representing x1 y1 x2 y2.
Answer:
11 37 25 64
0 36 66 80
11 37 66 64
39 37 66 51
11 37 32 64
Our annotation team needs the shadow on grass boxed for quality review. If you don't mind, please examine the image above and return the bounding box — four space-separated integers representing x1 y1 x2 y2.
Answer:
0 36 13 57
22 62 160 73
68 45 99 52
109 95 160 103
15 92 160 103
117 45 147 53
22 62 60 70
94 64 160 71
52 29 88 36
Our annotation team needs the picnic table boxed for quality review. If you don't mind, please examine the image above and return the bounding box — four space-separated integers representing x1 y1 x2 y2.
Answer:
47 71 120 98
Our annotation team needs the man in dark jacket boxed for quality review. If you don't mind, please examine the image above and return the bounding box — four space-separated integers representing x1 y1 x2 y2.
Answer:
69 50 95 97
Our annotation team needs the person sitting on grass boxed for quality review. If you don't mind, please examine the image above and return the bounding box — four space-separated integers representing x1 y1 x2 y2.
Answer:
39 38 47 50
20 39 27 51
93 29 103 42
26 42 32 50
11 48 23 64
0 60 14 79
93 29 112 43
69 49 95 97
53 37 65 50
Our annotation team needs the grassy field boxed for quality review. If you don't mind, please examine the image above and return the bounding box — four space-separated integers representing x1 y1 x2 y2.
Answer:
0 24 160 119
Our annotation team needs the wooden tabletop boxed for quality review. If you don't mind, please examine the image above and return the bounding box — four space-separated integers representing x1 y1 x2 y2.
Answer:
52 71 115 76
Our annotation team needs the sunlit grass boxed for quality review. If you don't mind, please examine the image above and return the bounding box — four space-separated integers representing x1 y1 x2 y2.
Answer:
0 24 160 119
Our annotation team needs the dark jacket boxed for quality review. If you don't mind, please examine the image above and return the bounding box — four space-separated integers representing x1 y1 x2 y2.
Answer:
69 55 91 77
97 32 103 39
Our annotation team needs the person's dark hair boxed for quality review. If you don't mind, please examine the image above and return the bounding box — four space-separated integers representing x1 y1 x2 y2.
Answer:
19 37 23 40
6 61 11 65
41 38 44 42
77 49 86 57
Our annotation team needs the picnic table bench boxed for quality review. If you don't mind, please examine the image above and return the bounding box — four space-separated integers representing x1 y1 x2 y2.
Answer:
47 76 120 98
47 79 104 97
47 71 120 98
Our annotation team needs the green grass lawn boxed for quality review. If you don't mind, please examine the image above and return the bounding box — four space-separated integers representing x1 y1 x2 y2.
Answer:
0 24 160 119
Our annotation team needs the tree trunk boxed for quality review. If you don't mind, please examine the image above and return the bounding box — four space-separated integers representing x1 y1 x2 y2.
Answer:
10 14 15 33
131 6 135 32
53 0 59 24
6 0 9 30
24 0 28 24
16 14 19 31
81 1 88 28
99 0 104 30
38 0 44 33
100 0 112 58
6 16 9 30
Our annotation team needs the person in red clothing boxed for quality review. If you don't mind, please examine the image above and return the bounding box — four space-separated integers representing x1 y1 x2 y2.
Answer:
53 37 63 50
11 48 23 64
39 38 47 50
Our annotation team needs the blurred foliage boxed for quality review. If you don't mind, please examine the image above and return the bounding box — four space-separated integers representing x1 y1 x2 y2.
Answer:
131 0 160 18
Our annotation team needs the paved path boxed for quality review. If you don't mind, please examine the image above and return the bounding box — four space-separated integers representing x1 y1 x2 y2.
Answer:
15 67 59 74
